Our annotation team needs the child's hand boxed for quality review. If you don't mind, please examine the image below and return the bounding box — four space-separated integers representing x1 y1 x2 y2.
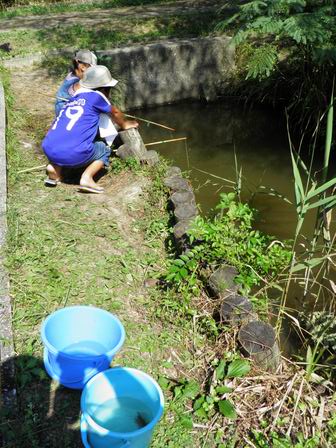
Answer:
123 120 139 130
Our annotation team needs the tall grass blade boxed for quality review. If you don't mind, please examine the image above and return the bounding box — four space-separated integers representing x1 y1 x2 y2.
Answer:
306 177 336 200
307 195 336 211
290 149 304 208
322 77 334 184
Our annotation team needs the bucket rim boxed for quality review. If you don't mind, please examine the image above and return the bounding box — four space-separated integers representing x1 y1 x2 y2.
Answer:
40 306 126 360
80 367 165 438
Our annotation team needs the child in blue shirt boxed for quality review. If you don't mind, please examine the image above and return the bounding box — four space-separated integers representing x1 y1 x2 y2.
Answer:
55 50 97 116
43 65 138 194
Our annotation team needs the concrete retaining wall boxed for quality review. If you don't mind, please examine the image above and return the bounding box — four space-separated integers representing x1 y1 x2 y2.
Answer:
0 82 16 410
2 36 234 110
100 37 234 109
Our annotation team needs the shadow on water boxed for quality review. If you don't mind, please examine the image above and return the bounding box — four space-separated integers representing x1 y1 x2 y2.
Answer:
0 355 82 447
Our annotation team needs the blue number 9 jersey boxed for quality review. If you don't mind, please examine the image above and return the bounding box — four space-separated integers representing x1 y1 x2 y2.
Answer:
43 88 111 167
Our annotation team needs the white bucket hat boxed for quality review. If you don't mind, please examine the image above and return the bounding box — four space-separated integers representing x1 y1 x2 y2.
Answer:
75 50 97 66
79 65 118 89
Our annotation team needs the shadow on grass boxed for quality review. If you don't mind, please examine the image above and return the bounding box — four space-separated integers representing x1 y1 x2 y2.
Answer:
0 355 82 448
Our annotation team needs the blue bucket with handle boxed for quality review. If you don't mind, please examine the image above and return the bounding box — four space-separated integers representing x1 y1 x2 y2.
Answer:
41 306 125 389
80 367 164 448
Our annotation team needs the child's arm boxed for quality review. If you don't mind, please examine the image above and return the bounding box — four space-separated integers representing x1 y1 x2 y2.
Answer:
110 106 138 130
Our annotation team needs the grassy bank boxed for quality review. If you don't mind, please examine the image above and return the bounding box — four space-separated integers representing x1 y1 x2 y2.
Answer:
1 64 211 446
0 12 217 59
2 60 336 445
0 0 173 19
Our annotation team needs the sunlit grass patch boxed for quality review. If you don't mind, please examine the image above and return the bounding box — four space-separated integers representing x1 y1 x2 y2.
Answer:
0 0 172 19
0 12 217 60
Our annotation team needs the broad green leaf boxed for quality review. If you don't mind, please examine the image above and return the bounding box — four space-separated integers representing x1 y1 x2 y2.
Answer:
193 396 206 410
215 360 226 380
215 385 233 394
292 256 327 272
218 399 237 419
182 380 200 400
179 267 189 278
179 415 193 429
206 395 214 404
194 407 208 420
226 359 250 378
158 376 170 390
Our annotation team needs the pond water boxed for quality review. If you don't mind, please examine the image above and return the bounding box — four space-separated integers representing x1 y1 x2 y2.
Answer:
136 100 335 355
136 100 319 240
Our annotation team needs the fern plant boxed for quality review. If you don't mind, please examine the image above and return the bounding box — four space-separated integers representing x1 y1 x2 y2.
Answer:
217 0 336 124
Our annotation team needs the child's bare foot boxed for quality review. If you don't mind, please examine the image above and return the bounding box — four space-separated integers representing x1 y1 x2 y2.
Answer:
45 163 62 187
46 163 62 181
79 176 104 194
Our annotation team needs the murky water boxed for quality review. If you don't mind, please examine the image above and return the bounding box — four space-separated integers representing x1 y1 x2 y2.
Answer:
136 100 319 240
89 396 152 432
136 100 335 354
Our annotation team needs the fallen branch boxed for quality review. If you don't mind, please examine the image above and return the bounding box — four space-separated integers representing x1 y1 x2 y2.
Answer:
17 164 46 174
145 137 187 146
287 376 304 437
270 373 298 431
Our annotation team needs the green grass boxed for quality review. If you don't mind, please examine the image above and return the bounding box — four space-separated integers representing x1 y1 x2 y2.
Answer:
0 0 173 19
0 63 213 446
0 13 216 59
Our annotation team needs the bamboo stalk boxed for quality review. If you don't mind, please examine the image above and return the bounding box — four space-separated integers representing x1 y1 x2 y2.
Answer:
144 137 187 146
17 164 46 174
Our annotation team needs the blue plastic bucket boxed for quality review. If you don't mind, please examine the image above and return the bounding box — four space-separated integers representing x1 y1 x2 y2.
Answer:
41 306 125 389
80 367 164 448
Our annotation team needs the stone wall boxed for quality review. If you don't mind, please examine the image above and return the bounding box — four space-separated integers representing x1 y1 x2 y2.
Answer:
2 36 234 110
98 36 234 110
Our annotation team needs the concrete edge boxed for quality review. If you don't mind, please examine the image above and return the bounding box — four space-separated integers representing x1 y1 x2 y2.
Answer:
0 82 16 413
1 35 233 68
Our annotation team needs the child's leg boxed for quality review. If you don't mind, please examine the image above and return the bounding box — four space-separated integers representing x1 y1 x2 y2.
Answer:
79 160 104 190
46 163 62 181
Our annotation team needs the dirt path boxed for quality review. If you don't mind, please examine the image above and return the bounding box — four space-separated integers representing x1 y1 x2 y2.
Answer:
0 0 219 32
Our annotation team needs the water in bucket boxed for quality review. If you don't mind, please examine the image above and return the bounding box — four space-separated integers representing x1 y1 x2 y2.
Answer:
81 367 164 448
92 396 152 432
62 341 108 357
41 306 125 389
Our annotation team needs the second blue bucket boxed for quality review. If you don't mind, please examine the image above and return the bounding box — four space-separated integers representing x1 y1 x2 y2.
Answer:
80 367 164 448
41 306 125 389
